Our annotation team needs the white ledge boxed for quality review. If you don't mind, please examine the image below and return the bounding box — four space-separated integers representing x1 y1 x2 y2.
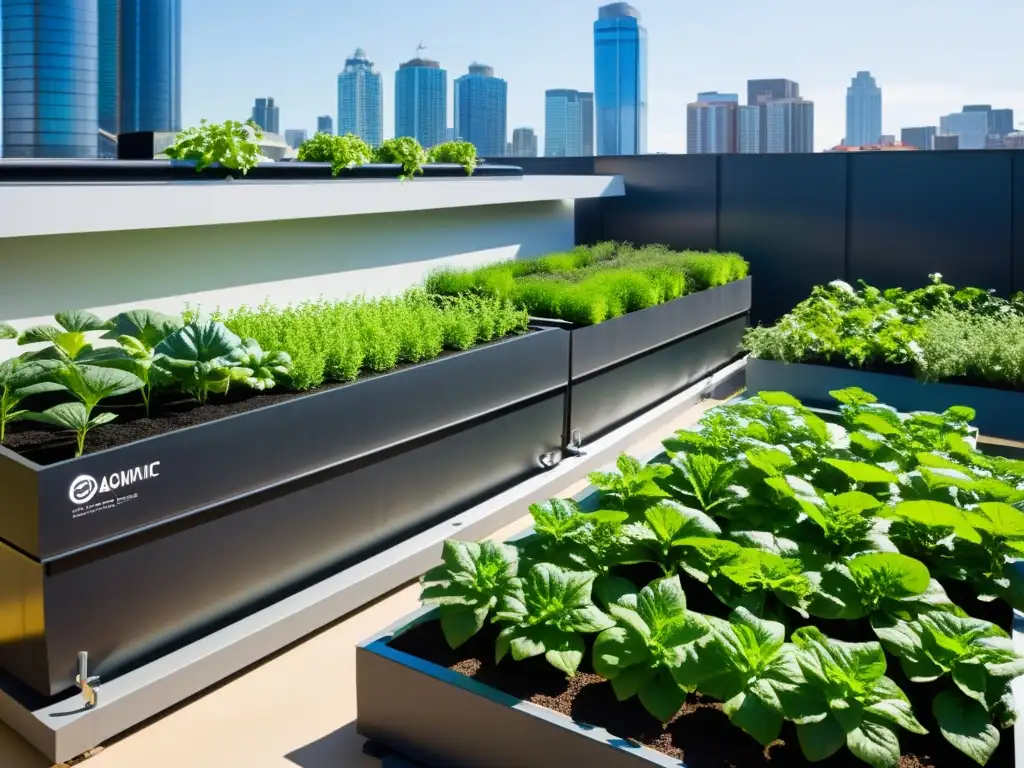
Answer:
0 174 624 239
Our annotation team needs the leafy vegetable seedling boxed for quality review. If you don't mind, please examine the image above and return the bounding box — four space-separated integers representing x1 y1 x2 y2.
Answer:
494 563 614 676
228 338 293 391
588 453 670 519
419 539 521 649
152 321 244 403
163 119 264 174
0 357 66 442
373 137 428 180
18 310 111 362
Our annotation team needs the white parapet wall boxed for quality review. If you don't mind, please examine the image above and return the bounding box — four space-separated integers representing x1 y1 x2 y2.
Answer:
0 174 623 358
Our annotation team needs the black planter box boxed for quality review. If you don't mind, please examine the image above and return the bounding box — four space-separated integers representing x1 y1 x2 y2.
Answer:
533 279 751 446
0 331 568 696
746 358 1024 443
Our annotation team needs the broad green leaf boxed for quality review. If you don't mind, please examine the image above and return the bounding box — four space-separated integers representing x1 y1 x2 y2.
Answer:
823 458 899 485
826 490 885 515
637 575 687 629
608 664 656 701
529 498 584 541
102 309 183 347
846 552 931 600
59 363 144 406
865 677 927 734
966 502 1024 539
593 575 637 610
796 715 846 761
648 501 721 542
933 688 999 766
0 322 15 339
55 309 108 333
855 412 901 436
756 390 804 408
846 718 901 768
23 401 90 431
830 387 878 406
793 626 887 688
745 447 795 477
154 320 241 363
637 669 687 724
543 629 586 676
17 324 63 345
439 605 489 649
592 625 649 679
723 690 783 746
884 500 981 544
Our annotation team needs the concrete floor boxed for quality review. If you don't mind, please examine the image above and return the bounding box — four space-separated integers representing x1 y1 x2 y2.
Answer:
0 401 718 768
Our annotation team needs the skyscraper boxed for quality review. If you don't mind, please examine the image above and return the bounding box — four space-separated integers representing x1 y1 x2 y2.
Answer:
901 126 936 151
747 79 799 106
939 110 988 149
765 99 814 153
317 115 333 135
511 127 538 157
594 3 647 156
284 129 307 150
118 0 181 135
2 0 100 158
963 104 1015 138
395 57 446 148
453 63 508 157
337 49 383 147
544 89 594 157
252 98 280 134
845 71 882 147
98 0 120 156
686 92 738 154
737 105 761 153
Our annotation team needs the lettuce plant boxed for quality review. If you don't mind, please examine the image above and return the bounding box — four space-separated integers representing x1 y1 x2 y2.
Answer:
426 140 478 175
592 576 709 722
494 563 613 675
228 338 293 391
419 540 521 649
873 612 1024 765
25 364 143 455
163 119 264 174
152 321 244 403
373 137 427 181
619 501 721 575
0 322 15 339
18 310 111 362
296 132 373 176
791 627 926 767
0 356 65 442
588 453 670 519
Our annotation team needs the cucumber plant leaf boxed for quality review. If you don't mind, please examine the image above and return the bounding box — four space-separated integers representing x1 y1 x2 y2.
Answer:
495 563 613 676
420 539 521 649
0 357 66 442
102 309 183 349
23 402 118 457
152 321 243 403
18 310 110 361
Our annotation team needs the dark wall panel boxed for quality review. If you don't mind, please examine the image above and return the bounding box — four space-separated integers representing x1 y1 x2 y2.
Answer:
848 151 1013 294
719 153 847 324
482 157 596 175
1014 153 1024 295
594 155 718 251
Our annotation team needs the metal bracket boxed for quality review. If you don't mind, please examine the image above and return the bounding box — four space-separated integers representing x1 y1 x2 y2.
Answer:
562 429 586 458
75 651 100 709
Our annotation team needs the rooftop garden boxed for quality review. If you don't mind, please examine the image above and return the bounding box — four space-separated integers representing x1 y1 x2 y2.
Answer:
425 242 749 325
390 389 1024 767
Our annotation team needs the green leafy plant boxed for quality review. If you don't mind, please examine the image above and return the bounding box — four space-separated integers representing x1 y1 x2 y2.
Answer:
152 321 244 403
24 364 143 455
427 140 478 175
592 576 709 723
419 540 521 649
95 309 184 415
18 310 111 361
588 454 671 518
0 357 65 442
0 323 16 339
163 119 264 174
791 627 927 767
494 563 614 675
296 132 373 176
373 137 428 180
227 338 293 391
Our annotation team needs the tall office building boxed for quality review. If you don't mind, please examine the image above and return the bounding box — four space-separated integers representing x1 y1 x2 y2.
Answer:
511 127 538 157
252 98 280 134
963 104 1014 139
337 48 383 147
747 78 802 152
939 110 988 149
901 126 936 151
118 0 181 135
453 63 508 157
933 134 960 150
737 105 761 153
845 71 882 147
594 3 647 155
284 129 307 150
2 0 100 158
544 89 594 157
98 0 120 156
765 98 814 153
395 57 446 148
686 92 738 154
317 115 333 135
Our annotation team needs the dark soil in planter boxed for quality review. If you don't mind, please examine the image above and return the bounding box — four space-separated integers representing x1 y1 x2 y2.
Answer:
2 335 528 465
794 356 1024 395
389 617 1009 768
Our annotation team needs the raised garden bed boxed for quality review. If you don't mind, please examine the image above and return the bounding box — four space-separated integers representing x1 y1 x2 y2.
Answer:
358 389 1024 768
0 313 568 696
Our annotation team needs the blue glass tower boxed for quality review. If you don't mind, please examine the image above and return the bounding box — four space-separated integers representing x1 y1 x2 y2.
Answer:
395 57 446 148
338 48 384 147
453 63 507 157
593 2 647 156
98 0 119 156
119 0 181 134
2 0 100 158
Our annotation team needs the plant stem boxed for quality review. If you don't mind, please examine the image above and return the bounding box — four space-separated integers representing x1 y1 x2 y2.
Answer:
141 384 151 417
75 429 85 457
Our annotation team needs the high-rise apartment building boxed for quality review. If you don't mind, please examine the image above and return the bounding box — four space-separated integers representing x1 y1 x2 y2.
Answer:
594 3 647 155
845 71 882 147
3 0 101 158
252 98 280 134
453 63 508 158
395 57 447 149
317 115 333 135
337 49 383 147
737 105 761 153
901 126 936 151
686 92 738 154
746 78 803 153
118 0 181 135
939 110 988 149
544 89 594 157
284 129 307 150
511 127 538 157
765 98 814 153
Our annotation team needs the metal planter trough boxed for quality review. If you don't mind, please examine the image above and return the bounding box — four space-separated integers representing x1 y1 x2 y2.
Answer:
533 278 751 448
746 358 1024 443
0 329 569 698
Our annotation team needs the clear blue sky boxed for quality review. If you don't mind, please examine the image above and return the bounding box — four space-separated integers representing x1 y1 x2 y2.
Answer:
183 0 1024 152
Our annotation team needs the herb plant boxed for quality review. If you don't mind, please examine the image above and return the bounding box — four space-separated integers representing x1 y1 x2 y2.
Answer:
373 137 428 180
427 141 479 175
163 119 264 174
296 132 373 176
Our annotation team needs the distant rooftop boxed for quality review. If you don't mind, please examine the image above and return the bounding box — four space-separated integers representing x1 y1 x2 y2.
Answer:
400 57 441 69
598 2 641 20
468 63 494 77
